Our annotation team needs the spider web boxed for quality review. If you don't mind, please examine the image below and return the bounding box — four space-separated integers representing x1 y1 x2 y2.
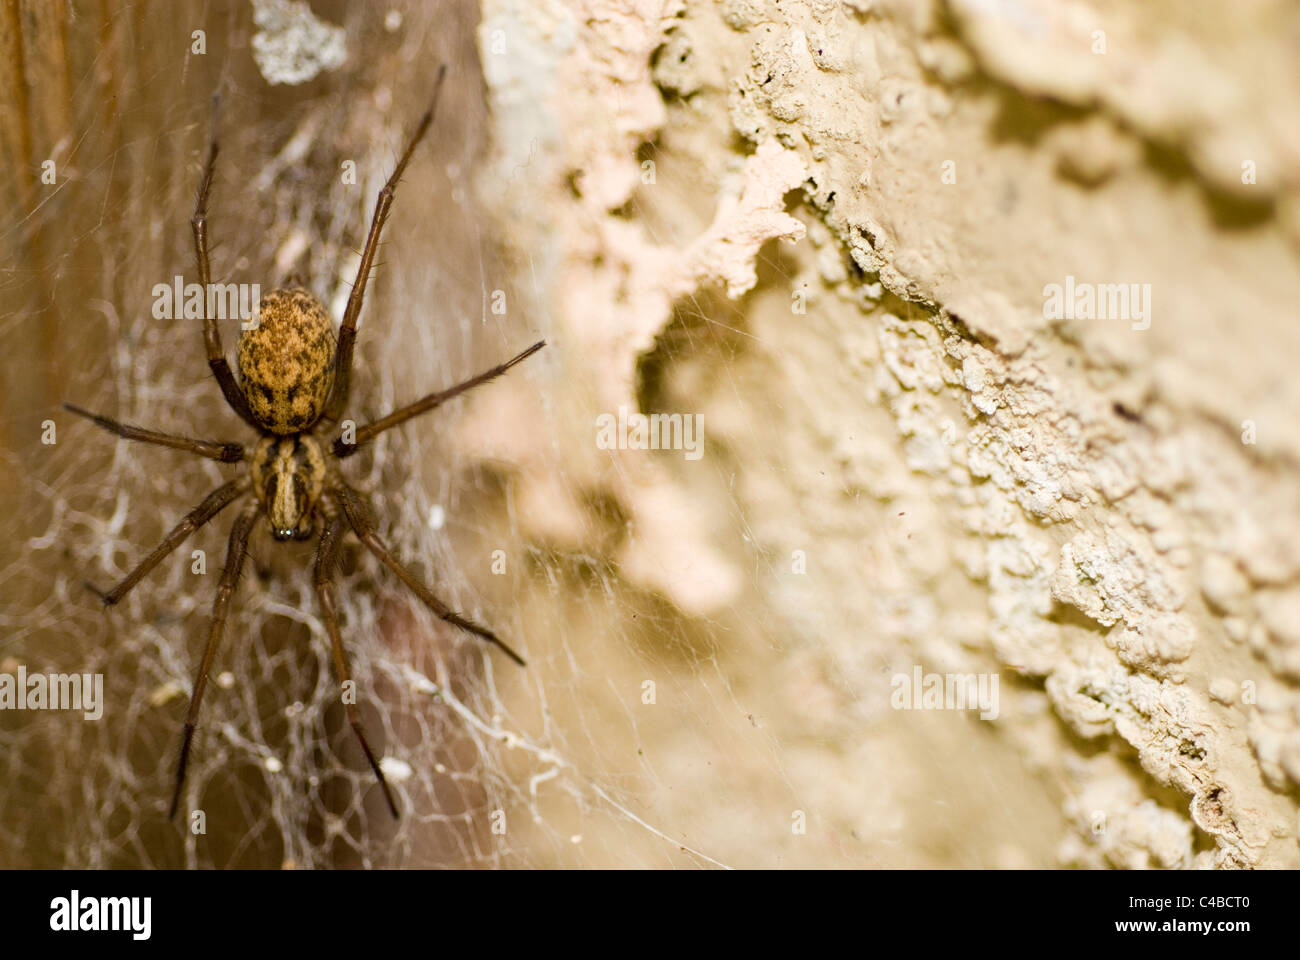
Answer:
1 0 843 871
0 0 1138 871
0 1 634 870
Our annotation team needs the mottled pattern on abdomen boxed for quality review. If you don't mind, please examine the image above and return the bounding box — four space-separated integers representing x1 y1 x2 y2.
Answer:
237 287 336 434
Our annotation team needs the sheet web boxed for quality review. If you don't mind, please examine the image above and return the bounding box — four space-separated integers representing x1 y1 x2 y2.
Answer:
3 0 970 872
8 330 587 870
0 10 719 870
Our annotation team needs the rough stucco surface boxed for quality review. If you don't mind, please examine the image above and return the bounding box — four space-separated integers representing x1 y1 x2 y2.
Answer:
473 0 1300 867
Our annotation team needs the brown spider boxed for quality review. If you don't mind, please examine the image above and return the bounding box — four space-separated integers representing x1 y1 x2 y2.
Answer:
63 67 544 821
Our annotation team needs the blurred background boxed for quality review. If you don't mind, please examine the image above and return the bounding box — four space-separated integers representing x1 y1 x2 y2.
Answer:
2 0 1299 868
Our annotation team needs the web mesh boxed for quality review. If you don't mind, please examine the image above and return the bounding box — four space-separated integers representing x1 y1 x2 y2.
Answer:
11 0 1283 872
0 0 1110 871
0 1 654 869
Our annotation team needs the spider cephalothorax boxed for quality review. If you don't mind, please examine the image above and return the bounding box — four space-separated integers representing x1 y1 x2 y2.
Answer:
65 68 544 822
249 432 325 540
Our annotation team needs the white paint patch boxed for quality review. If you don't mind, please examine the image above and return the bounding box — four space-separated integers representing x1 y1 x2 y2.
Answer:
251 0 347 86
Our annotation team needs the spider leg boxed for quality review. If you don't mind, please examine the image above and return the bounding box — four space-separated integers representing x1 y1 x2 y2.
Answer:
192 94 259 429
323 65 448 423
64 402 244 462
313 509 400 819
330 484 526 667
170 499 258 820
331 340 546 458
87 478 249 606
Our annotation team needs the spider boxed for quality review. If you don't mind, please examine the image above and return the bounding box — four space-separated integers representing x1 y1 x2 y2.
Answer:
63 66 544 822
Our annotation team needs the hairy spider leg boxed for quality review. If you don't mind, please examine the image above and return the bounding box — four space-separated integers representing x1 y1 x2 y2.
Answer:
324 65 448 423
330 484 526 666
85 479 249 606
332 339 546 458
193 93 260 429
63 402 244 462
170 500 259 820
313 510 400 818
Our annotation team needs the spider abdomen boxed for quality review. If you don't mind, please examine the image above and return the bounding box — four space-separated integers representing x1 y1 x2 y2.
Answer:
237 286 336 434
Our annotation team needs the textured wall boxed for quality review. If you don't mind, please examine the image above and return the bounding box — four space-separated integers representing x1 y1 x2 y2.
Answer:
475 0 1300 867
3 0 1298 870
